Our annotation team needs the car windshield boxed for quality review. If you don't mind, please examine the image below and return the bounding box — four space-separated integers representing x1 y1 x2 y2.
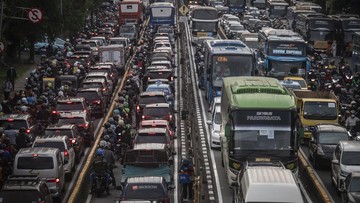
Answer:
350 177 360 192
124 184 165 199
33 141 65 152
58 117 85 125
139 96 167 105
45 129 74 138
143 107 170 117
214 112 221 124
57 102 84 111
0 120 28 129
0 191 45 202
135 134 167 144
17 157 54 169
318 132 348 145
342 152 360 165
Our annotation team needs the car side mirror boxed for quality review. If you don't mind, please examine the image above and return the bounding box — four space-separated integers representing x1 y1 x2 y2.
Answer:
207 120 212 125
332 159 339 165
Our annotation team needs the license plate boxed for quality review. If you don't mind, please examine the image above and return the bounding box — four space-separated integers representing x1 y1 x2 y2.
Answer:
197 32 209 37
256 157 271 162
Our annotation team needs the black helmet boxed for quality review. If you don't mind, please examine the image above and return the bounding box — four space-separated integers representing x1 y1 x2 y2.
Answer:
104 123 111 129
19 127 26 133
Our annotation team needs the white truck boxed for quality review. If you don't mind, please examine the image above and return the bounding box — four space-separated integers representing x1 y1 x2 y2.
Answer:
99 44 126 75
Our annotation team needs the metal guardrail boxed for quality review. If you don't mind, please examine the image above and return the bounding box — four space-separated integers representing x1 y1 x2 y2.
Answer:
68 18 150 203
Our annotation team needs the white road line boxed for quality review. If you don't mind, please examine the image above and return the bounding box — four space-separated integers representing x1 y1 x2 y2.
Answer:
184 22 223 202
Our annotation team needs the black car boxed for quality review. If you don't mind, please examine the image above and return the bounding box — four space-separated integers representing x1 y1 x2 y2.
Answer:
308 124 350 169
143 68 174 91
0 175 53 203
45 124 86 160
76 88 107 117
120 176 175 202
341 172 360 203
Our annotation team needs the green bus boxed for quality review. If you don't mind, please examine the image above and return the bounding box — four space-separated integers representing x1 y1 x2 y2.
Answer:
220 76 299 184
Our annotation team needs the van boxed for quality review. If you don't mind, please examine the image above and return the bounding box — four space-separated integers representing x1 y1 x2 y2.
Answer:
231 165 303 203
13 147 65 199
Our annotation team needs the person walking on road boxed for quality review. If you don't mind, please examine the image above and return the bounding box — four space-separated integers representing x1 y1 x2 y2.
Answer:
2 79 13 100
6 66 17 89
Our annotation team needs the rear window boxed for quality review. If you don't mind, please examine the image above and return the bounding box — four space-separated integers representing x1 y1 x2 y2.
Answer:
58 117 85 125
82 82 103 88
45 129 74 138
143 107 170 117
124 184 165 199
109 40 126 46
0 191 43 203
86 76 107 81
17 157 54 169
76 91 101 102
33 141 66 151
146 87 170 95
135 133 167 144
56 102 84 111
0 120 28 129
90 68 111 74
147 71 172 79
139 96 167 105
141 124 167 129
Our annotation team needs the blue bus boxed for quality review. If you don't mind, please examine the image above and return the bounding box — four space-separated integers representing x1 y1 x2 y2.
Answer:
149 2 175 28
226 0 246 16
352 32 360 72
257 28 309 79
202 40 255 104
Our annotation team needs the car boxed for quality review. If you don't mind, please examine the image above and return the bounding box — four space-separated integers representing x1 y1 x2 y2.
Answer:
331 141 360 193
32 135 76 175
308 124 350 169
206 105 221 149
108 37 132 59
90 36 107 46
81 78 111 100
137 91 168 122
57 111 94 147
139 119 175 138
34 37 65 53
341 172 360 203
142 103 175 129
119 176 175 202
84 71 114 92
133 128 172 150
145 82 174 106
119 24 138 43
0 175 53 203
13 148 65 200
45 124 85 161
89 63 119 83
157 26 175 42
53 97 91 122
81 40 100 60
0 114 38 142
143 68 175 90
76 88 107 117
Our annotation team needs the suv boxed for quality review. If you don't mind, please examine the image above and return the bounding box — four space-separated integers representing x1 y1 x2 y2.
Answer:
90 63 119 82
142 103 175 129
53 97 91 122
139 120 174 138
81 78 111 100
120 176 175 202
76 88 106 118
0 114 38 142
84 72 114 92
137 91 168 121
45 124 85 160
331 141 360 193
308 124 350 169
134 128 172 150
81 40 100 60
0 175 53 203
57 111 94 146
32 135 76 175
341 172 360 203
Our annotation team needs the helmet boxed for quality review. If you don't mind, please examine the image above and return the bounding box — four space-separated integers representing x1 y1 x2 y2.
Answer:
21 97 28 104
118 119 124 127
19 127 26 133
105 142 111 149
99 140 106 148
182 159 189 166
113 109 120 116
103 134 110 141
96 148 104 156
104 123 111 129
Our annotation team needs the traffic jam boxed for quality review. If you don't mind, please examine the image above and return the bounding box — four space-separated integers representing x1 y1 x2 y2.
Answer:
0 0 360 202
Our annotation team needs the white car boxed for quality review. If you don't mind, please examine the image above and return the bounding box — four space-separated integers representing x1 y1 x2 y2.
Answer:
331 141 360 193
207 97 222 149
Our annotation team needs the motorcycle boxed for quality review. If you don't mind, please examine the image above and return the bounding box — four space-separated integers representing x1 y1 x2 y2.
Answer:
90 170 112 197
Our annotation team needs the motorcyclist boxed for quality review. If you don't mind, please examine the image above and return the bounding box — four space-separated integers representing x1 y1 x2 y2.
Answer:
346 110 359 130
179 158 194 201
351 119 360 139
103 142 116 187
36 104 50 122
15 127 31 150
90 148 112 195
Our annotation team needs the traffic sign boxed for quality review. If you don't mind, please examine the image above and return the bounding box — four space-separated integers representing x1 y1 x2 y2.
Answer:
0 41 4 53
28 8 43 23
179 5 189 16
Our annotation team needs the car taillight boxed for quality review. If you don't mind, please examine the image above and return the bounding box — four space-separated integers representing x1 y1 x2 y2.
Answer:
93 100 101 104
47 178 60 183
79 123 89 128
148 76 151 80
102 88 107 91
64 150 69 157
142 115 149 119
52 111 58 114
170 76 174 81
71 139 76 144
136 105 140 112
25 129 31 134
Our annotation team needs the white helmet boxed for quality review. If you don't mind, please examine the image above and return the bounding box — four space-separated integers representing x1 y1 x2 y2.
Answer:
99 140 106 148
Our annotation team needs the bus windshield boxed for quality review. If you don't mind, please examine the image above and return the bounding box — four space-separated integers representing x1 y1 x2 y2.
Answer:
211 55 253 87
192 22 217 32
268 60 305 75
309 19 334 30
309 30 334 41
192 10 218 19
342 19 360 30
268 42 306 57
228 0 245 6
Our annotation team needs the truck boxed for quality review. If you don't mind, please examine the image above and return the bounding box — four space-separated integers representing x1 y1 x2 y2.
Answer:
290 90 340 143
98 44 126 75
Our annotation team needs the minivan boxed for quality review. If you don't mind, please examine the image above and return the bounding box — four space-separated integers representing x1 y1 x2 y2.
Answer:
13 147 65 200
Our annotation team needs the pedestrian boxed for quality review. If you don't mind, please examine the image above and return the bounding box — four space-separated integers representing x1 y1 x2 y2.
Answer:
331 40 337 58
179 159 194 201
6 66 16 89
2 79 13 100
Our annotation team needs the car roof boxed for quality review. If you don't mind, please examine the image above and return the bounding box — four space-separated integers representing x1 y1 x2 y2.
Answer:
140 91 166 96
133 143 166 150
140 120 169 126
340 141 360 151
57 97 86 102
46 124 76 129
34 135 68 141
17 147 59 155
145 103 170 108
126 176 164 184
316 124 347 133
83 78 106 82
77 87 101 92
138 128 167 133
3 175 44 191
0 114 30 120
